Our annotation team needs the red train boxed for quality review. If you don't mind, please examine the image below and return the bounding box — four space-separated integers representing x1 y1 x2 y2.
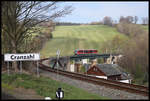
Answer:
74 49 98 55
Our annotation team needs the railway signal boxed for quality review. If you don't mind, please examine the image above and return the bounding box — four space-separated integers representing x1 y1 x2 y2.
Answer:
56 50 64 99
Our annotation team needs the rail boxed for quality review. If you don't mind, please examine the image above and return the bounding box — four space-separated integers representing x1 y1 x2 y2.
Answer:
37 58 149 96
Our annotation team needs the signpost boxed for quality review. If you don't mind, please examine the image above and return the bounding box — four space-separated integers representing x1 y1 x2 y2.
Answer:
4 53 40 61
20 61 22 74
37 60 39 77
7 61 9 76
56 50 60 82
4 53 40 76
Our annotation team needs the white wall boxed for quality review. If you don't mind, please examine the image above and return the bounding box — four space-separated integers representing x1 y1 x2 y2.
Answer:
82 59 88 64
96 76 107 79
119 79 131 83
70 64 74 72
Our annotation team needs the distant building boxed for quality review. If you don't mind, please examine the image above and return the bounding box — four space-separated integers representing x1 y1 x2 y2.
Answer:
106 54 123 64
82 59 88 64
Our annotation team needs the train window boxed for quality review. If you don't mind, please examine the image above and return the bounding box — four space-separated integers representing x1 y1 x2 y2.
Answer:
85 50 88 53
76 49 98 54
93 50 97 53
79 50 83 53
88 50 91 53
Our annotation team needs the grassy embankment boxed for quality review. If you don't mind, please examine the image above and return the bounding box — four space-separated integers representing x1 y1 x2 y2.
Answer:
140 25 148 31
2 73 109 100
40 25 128 58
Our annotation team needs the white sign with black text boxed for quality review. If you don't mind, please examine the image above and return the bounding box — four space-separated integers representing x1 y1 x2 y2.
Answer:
4 53 40 61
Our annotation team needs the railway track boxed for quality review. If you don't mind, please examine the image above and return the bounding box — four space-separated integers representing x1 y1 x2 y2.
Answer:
38 58 149 97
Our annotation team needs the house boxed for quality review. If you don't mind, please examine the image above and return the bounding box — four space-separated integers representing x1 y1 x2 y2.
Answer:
84 64 132 83
106 55 123 64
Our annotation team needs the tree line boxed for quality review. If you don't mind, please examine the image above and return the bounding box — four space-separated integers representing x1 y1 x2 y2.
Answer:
42 16 148 27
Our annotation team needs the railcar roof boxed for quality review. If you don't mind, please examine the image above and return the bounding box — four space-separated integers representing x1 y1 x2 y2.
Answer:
75 49 97 50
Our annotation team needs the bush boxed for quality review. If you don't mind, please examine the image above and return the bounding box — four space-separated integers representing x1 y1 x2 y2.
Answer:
43 31 53 39
2 82 14 90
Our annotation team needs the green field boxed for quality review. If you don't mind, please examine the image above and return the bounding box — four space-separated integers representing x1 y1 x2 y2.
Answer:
40 25 128 58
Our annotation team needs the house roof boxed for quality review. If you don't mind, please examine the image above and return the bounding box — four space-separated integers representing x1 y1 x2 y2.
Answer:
84 64 122 76
96 64 122 76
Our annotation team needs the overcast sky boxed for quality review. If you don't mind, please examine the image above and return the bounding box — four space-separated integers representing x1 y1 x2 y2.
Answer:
56 1 149 24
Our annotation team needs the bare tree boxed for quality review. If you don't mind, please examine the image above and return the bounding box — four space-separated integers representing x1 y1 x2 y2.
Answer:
126 16 134 23
119 16 125 23
116 22 145 37
134 16 138 24
119 16 134 23
118 28 148 85
142 17 148 25
2 1 73 72
103 16 113 26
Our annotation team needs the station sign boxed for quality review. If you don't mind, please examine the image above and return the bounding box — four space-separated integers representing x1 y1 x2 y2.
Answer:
4 53 40 61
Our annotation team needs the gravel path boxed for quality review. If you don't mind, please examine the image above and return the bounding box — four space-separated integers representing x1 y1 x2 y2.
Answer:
37 67 148 100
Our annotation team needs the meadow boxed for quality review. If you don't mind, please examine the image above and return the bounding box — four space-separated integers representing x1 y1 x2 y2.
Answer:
40 25 128 58
2 73 108 99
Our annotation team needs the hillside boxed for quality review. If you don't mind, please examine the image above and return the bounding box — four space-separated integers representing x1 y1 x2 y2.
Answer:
40 25 128 58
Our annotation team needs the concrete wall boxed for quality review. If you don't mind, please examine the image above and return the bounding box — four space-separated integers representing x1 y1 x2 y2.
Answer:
70 64 75 72
119 79 131 84
96 76 107 79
